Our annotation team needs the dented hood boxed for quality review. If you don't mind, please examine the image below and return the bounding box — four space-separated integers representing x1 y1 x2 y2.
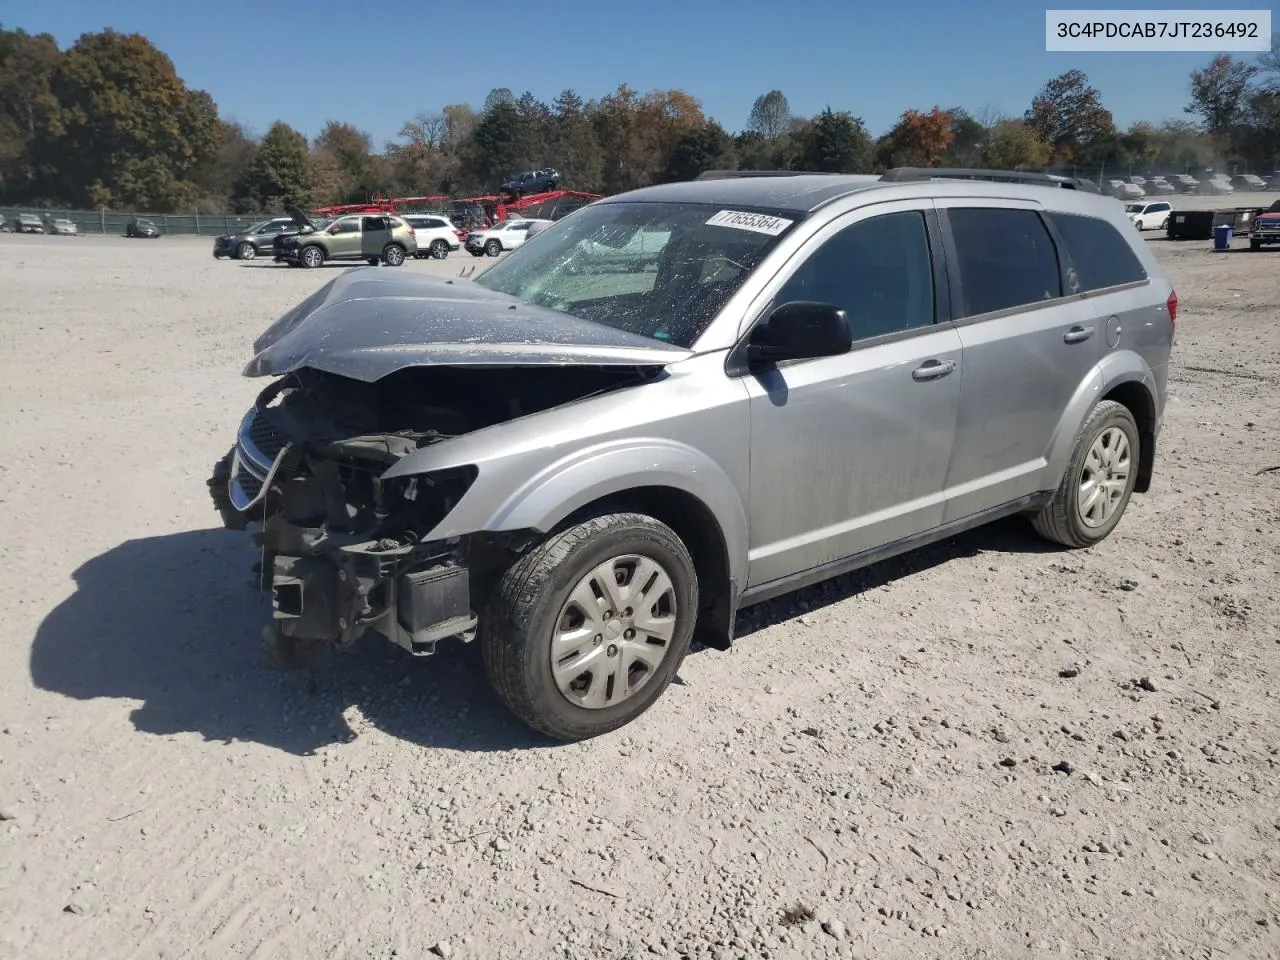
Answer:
244 268 691 382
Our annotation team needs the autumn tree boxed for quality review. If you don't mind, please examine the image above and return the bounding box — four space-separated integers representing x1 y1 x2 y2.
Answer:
1186 54 1257 136
311 120 383 203
0 27 60 200
33 29 219 209
981 120 1050 169
940 107 986 167
746 90 791 140
795 108 873 173
665 120 736 181
548 89 603 192
876 107 954 168
466 96 525 190
232 120 310 212
1025 69 1115 163
193 120 258 208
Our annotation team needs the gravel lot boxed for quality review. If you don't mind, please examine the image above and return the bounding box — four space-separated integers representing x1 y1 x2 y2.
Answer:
1 228 1277 960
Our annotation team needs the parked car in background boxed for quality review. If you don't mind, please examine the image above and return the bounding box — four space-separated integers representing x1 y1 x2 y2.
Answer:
464 217 553 256
16 213 45 234
1145 177 1176 195
47 217 78 236
1126 200 1172 231
1169 174 1200 193
0 214 8 232
126 218 161 238
1265 172 1280 190
1231 173 1267 191
213 217 299 260
208 168 1176 740
1104 180 1145 201
1248 198 1280 250
1197 176 1234 196
403 214 464 259
499 167 560 197
276 206 417 267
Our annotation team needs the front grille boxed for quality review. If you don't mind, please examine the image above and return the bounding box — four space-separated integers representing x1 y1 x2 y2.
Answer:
228 407 293 511
249 412 288 461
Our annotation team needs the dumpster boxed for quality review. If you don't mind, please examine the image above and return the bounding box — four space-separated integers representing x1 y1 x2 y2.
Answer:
1213 223 1233 250
1167 210 1215 240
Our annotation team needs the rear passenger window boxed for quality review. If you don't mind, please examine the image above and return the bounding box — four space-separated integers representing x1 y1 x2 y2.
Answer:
948 208 1062 317
774 211 935 341
1047 212 1148 292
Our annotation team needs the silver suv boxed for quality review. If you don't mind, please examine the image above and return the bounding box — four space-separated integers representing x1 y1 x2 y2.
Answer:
208 169 1176 741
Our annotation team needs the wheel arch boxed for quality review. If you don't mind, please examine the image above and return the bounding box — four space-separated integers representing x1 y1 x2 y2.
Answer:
1042 352 1160 494
552 486 737 650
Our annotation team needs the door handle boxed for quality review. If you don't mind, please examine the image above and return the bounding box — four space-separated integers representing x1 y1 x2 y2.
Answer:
911 359 956 381
1063 325 1095 344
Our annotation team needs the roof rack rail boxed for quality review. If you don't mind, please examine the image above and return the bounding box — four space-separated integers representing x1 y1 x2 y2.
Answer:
879 167 1099 193
693 170 843 180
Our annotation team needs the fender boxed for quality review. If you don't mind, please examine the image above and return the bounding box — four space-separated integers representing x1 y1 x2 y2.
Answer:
1038 349 1158 491
404 437 750 595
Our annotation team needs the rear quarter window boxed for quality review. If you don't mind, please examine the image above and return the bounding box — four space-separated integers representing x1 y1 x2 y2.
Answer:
1047 212 1148 292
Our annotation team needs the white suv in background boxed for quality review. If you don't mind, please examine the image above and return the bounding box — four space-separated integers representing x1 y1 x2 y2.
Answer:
1126 200 1172 231
465 218 554 257
403 214 463 260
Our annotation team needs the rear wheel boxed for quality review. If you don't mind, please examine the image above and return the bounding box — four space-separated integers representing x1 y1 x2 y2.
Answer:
300 245 324 268
236 241 256 260
481 512 699 741
382 243 406 266
430 238 449 259
1030 400 1140 548
485 239 502 257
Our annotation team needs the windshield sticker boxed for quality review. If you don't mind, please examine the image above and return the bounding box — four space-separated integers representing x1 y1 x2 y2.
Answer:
705 210 794 236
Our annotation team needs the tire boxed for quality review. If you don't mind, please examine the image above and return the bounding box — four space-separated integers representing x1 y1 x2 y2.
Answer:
236 241 256 261
300 245 324 268
429 238 449 259
382 243 406 266
485 239 502 257
1030 400 1140 548
481 512 699 741
468 248 483 257
366 257 380 266
1159 216 1169 231
1251 239 1262 250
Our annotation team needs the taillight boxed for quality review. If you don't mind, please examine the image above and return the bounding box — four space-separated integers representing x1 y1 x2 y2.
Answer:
1166 289 1177 326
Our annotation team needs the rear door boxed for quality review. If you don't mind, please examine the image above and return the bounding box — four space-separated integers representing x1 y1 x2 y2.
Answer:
361 216 391 259
936 200 1103 522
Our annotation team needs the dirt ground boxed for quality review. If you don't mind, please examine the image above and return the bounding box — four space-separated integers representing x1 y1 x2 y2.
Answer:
1 229 1277 960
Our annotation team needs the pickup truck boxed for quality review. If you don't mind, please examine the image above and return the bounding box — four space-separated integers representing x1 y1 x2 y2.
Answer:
1250 199 1280 250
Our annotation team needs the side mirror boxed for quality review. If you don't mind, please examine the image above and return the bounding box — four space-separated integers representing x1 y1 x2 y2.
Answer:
746 301 852 366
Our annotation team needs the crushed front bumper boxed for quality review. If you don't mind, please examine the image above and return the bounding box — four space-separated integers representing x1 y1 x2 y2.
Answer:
207 389 479 659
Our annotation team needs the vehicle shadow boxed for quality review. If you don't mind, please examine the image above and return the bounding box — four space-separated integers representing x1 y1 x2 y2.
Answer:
30 529 546 757
31 518 1059 757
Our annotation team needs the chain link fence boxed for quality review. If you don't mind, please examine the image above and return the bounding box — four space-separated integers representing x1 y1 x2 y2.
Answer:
0 207 266 236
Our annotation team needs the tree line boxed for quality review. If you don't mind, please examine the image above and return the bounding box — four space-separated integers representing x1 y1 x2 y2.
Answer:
1 25 1278 214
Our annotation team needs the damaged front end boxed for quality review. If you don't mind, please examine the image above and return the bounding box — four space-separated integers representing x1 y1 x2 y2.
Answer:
208 360 661 667
208 369 491 665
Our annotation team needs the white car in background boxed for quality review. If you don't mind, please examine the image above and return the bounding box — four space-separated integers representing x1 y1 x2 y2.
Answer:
1125 200 1172 231
47 217 79 236
403 214 463 260
465 217 553 257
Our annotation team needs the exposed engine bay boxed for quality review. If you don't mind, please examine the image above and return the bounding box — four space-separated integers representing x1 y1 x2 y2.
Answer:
208 364 655 665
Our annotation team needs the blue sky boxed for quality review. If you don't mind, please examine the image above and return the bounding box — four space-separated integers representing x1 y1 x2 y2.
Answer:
4 0 1277 144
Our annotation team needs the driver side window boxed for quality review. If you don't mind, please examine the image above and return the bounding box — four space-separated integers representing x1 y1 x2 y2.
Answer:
773 211 936 341
332 219 361 235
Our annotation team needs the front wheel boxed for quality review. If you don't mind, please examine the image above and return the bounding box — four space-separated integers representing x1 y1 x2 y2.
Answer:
480 512 699 741
485 239 502 257
382 243 406 266
430 239 449 259
236 241 256 260
300 245 324 268
468 248 483 257
1030 400 1140 548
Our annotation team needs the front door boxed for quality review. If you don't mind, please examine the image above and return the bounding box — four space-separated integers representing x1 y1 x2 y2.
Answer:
361 216 391 260
936 201 1102 522
326 217 362 257
742 202 963 589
